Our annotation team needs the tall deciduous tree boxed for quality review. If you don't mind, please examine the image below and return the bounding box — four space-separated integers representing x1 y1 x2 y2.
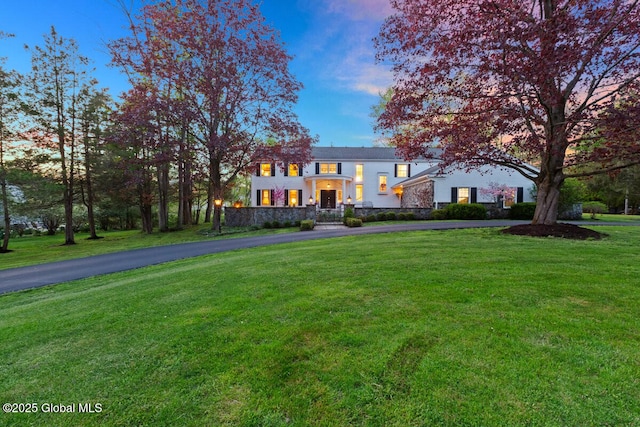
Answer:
25 27 93 244
109 0 315 231
376 0 640 225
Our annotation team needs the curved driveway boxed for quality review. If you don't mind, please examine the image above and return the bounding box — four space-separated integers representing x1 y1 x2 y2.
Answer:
0 220 625 294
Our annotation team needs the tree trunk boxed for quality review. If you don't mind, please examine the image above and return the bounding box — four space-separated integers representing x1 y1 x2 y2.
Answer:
181 158 193 226
532 175 563 225
83 134 99 239
204 179 213 223
138 172 154 234
532 150 565 225
85 176 99 239
1 173 10 253
157 162 170 232
139 194 154 234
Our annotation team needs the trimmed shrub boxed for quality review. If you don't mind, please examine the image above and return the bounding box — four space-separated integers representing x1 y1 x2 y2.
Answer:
405 212 416 220
386 212 397 220
510 202 537 220
300 220 314 231
377 212 387 221
343 207 355 225
367 214 377 222
582 201 607 219
271 220 281 228
346 217 363 227
263 221 272 229
358 215 367 223
431 209 448 220
397 213 407 220
445 203 487 220
283 221 292 228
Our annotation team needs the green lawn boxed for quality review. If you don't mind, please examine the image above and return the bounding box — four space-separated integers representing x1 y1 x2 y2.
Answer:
1 226 639 426
582 213 640 222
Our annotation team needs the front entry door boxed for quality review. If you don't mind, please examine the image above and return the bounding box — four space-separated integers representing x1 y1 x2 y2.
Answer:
320 190 336 208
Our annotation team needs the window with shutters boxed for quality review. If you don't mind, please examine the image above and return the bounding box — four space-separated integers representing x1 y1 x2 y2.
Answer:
261 189 271 206
260 163 272 177
458 187 470 204
319 163 338 174
288 163 300 177
286 189 302 207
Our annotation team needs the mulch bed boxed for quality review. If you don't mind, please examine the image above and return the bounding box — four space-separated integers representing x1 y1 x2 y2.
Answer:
502 223 605 240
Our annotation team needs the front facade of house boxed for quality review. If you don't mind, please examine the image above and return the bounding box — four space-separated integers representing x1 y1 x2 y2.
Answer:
251 147 535 209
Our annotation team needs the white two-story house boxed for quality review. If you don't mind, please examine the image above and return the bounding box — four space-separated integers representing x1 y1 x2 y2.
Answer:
251 147 535 209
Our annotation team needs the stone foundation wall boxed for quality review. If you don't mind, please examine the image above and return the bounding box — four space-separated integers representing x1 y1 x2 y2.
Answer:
225 206 316 227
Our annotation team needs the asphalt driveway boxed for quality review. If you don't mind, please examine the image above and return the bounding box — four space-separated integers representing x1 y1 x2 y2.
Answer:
0 220 622 294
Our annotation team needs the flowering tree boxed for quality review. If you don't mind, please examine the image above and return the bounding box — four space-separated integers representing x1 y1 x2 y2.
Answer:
376 0 640 225
110 0 315 231
480 182 516 205
272 185 285 206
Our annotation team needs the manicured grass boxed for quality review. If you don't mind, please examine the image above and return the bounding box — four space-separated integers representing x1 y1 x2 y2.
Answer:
1 226 639 426
582 213 640 222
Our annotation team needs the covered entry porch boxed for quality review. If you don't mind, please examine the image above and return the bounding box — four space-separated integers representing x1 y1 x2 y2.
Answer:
305 177 352 209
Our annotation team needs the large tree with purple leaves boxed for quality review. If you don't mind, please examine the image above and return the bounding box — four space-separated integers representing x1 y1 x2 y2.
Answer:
110 0 315 231
376 0 640 224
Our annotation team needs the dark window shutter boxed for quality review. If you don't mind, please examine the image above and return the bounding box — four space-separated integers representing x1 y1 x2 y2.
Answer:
517 187 524 203
270 190 275 206
471 188 477 203
270 163 276 176
256 189 261 206
394 164 398 177
337 163 342 174
315 163 320 174
296 164 302 177
451 187 458 203
284 189 289 206
284 164 288 177
408 164 411 177
298 190 303 206
256 163 260 176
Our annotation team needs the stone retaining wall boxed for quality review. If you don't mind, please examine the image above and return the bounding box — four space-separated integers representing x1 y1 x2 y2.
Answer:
225 206 316 227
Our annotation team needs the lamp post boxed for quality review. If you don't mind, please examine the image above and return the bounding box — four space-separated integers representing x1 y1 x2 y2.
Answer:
213 198 223 234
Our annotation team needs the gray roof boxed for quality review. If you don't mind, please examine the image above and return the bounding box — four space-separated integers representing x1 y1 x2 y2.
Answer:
393 165 442 187
311 146 441 161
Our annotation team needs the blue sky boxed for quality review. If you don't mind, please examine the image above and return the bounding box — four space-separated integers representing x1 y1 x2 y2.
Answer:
1 0 395 147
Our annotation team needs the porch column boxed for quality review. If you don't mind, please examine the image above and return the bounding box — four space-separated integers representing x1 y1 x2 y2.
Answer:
342 180 347 204
311 180 316 204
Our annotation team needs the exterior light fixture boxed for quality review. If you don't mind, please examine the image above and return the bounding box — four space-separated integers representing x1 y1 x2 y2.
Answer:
213 198 223 233
347 195 352 204
309 196 313 205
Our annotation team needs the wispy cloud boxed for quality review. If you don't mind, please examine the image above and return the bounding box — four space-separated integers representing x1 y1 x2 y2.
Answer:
306 0 394 95
325 0 394 21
